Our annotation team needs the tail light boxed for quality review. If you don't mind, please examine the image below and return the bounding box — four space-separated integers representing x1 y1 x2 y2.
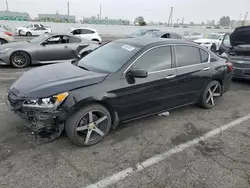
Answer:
226 61 233 72
4 31 13 36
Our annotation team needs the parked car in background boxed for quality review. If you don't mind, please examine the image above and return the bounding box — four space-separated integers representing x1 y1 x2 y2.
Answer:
0 27 14 44
218 26 250 79
69 28 102 44
127 29 160 38
142 31 183 39
15 23 51 36
182 32 204 41
0 33 99 68
19 26 52 36
6 38 232 146
194 33 225 52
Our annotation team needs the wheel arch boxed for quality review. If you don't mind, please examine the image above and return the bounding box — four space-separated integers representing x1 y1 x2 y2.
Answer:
0 38 8 43
66 99 119 129
10 50 32 64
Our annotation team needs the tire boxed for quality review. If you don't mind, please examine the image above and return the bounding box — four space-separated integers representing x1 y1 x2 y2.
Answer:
199 80 222 109
10 51 31 68
210 44 217 52
26 32 32 37
18 30 22 36
0 38 7 44
65 104 112 146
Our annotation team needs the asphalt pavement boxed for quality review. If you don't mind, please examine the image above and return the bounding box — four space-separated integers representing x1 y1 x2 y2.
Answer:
0 66 250 188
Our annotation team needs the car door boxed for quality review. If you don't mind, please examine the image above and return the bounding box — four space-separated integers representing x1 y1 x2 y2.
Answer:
32 27 45 36
219 33 231 54
114 45 180 120
80 29 95 40
174 45 212 105
36 35 73 62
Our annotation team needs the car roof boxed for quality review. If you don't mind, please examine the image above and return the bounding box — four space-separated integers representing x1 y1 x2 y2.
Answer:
114 37 193 47
70 27 97 31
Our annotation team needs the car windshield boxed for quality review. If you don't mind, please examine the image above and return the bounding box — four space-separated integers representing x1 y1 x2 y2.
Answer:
143 31 162 38
206 34 222 39
29 34 48 43
131 29 147 36
77 42 140 73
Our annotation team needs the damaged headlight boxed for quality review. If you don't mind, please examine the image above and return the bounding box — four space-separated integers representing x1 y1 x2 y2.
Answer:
23 92 68 110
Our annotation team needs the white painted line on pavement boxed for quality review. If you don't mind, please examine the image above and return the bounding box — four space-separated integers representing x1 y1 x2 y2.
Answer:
85 114 250 188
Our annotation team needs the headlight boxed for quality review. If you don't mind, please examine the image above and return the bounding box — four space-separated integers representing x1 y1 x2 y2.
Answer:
23 92 69 110
0 48 12 54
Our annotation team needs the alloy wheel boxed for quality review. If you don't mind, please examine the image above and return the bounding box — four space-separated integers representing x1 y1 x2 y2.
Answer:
76 110 108 145
205 83 221 106
12 53 28 67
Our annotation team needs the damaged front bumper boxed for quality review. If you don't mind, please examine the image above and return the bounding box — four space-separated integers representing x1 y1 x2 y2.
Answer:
5 94 67 143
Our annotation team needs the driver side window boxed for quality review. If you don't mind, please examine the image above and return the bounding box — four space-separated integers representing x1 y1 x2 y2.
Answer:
46 36 69 45
132 46 172 72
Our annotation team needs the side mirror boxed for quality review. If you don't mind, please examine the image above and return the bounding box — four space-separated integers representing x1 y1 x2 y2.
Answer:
41 41 48 46
127 69 148 78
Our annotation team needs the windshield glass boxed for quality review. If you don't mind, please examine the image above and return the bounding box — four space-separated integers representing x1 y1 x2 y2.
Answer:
78 42 140 73
143 32 162 38
206 34 222 39
29 34 48 43
131 29 147 36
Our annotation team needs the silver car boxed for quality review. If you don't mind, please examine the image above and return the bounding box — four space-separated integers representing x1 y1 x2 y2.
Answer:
0 27 14 44
0 33 100 68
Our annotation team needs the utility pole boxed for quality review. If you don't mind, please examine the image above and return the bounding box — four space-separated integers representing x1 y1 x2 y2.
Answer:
99 4 102 19
67 2 70 23
6 0 9 11
167 7 173 26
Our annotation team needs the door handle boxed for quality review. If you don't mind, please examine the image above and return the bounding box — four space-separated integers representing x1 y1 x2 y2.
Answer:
166 74 176 79
203 67 210 71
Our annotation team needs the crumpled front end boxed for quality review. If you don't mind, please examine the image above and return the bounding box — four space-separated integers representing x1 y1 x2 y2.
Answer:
5 91 67 143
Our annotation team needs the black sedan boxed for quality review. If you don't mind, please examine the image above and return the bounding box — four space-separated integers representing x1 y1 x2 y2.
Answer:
0 33 99 68
6 38 233 146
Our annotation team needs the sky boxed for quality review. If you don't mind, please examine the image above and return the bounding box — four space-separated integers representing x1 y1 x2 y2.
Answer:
1 0 250 23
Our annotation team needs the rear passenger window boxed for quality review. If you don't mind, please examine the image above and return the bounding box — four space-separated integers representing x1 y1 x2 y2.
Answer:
133 46 172 72
176 46 201 67
200 49 209 63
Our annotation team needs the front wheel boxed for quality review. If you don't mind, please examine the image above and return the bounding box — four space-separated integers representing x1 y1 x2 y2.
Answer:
210 44 217 52
199 81 222 109
10 52 31 68
26 32 32 37
65 104 112 146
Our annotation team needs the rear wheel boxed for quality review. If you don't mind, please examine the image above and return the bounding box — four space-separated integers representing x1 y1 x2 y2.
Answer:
10 52 31 68
26 32 32 37
65 104 112 146
199 81 222 109
0 38 7 44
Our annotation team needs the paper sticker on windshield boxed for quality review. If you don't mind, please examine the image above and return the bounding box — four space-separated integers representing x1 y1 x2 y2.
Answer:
122 44 135 51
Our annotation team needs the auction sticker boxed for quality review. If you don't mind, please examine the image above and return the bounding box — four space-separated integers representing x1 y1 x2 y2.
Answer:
122 44 135 51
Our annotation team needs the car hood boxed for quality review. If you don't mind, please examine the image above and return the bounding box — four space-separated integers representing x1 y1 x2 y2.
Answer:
230 26 250 46
194 38 217 43
9 63 108 99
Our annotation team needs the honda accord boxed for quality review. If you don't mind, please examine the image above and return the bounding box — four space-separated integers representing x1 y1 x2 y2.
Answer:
6 38 233 146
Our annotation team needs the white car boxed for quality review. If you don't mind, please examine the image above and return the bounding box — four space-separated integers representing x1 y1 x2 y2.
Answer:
182 32 204 41
15 23 51 36
19 27 52 36
194 33 225 52
69 28 102 44
0 27 14 44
